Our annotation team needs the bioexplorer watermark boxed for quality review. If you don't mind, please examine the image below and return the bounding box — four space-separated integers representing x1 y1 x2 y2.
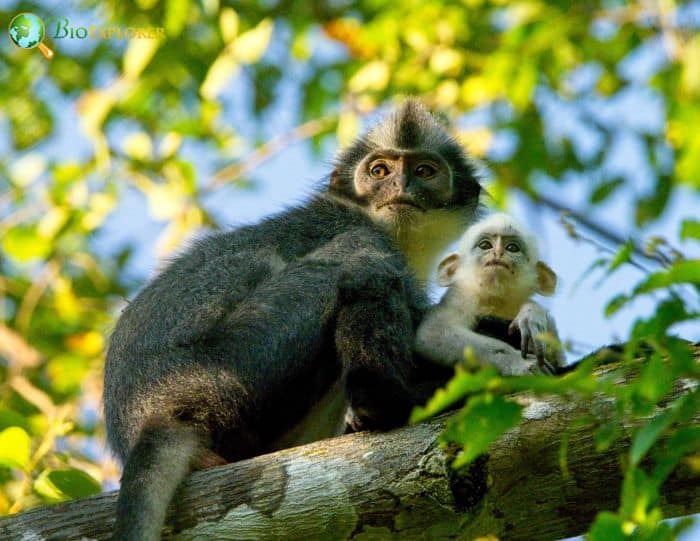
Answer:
50 16 165 40
8 12 165 59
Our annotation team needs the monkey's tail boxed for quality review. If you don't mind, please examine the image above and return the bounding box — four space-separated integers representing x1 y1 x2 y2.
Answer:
113 419 205 541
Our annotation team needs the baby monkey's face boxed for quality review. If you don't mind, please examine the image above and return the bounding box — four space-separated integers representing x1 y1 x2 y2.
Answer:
438 213 556 307
471 231 530 282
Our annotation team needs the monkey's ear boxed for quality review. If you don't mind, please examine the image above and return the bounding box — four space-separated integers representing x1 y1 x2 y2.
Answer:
329 168 343 191
437 253 460 287
535 261 557 296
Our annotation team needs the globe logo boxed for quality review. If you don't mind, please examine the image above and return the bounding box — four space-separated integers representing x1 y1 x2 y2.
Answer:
8 12 54 59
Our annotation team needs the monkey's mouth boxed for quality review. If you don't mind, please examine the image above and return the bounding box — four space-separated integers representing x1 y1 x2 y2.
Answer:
485 260 510 270
378 198 426 212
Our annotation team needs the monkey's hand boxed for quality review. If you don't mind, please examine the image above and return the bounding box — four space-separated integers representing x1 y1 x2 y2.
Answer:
508 302 564 375
344 406 367 433
489 348 546 376
416 313 549 376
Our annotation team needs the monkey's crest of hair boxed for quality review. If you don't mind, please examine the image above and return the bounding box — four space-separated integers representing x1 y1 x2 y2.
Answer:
365 100 453 150
329 99 480 206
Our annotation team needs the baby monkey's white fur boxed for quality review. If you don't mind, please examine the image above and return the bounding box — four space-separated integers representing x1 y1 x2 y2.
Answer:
416 213 564 375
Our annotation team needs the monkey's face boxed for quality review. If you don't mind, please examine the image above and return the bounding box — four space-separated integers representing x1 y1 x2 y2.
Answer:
471 231 530 284
354 150 453 226
439 214 557 317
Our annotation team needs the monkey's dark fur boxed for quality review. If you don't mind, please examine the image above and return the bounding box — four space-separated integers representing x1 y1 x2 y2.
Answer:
104 100 481 540
474 316 522 351
474 316 576 374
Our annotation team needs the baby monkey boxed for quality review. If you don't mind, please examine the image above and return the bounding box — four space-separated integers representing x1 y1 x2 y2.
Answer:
416 213 565 375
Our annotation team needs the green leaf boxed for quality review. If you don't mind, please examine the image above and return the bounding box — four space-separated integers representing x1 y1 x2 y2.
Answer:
219 8 239 44
605 294 632 317
633 353 672 407
680 219 700 242
510 61 538 110
123 36 161 79
620 468 656 522
123 132 153 161
498 360 598 395
590 178 624 204
165 0 189 37
666 338 697 373
164 160 196 193
336 110 360 148
630 299 698 342
0 409 31 432
1 225 52 262
608 240 635 272
635 175 672 226
587 511 628 541
442 394 523 468
652 426 700 484
7 94 53 149
639 521 683 541
630 412 673 468
634 260 700 294
52 161 83 185
410 366 499 423
46 354 90 396
34 468 101 502
0 426 31 470
200 53 240 100
629 393 690 467
594 420 621 452
232 19 274 63
559 429 571 478
33 470 64 502
349 60 391 92
670 518 697 539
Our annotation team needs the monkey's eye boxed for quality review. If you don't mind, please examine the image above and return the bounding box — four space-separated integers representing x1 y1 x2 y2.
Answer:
506 242 521 253
478 240 492 250
370 163 390 178
415 164 436 178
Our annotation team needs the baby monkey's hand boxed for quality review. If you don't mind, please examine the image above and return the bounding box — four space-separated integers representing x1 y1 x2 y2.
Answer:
509 302 561 375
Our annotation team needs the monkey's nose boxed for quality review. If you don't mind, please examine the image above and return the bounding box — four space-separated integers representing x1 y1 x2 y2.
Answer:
395 173 409 190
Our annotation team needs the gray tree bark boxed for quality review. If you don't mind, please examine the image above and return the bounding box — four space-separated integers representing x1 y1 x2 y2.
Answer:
0 356 698 541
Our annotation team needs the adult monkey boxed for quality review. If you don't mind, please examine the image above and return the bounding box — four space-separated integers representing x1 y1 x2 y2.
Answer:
105 100 482 540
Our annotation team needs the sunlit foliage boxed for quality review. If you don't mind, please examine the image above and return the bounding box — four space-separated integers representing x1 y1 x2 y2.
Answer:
0 1 698 538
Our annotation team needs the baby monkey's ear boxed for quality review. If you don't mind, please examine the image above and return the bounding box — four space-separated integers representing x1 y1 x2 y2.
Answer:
535 261 557 296
437 253 460 287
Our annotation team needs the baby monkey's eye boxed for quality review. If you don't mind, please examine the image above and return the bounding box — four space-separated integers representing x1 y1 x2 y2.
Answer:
505 242 521 253
370 163 390 178
415 164 436 178
478 239 492 250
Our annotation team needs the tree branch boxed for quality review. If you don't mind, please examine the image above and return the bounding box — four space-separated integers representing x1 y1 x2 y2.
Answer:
532 192 675 268
1 354 698 540
208 115 336 190
0 323 42 369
